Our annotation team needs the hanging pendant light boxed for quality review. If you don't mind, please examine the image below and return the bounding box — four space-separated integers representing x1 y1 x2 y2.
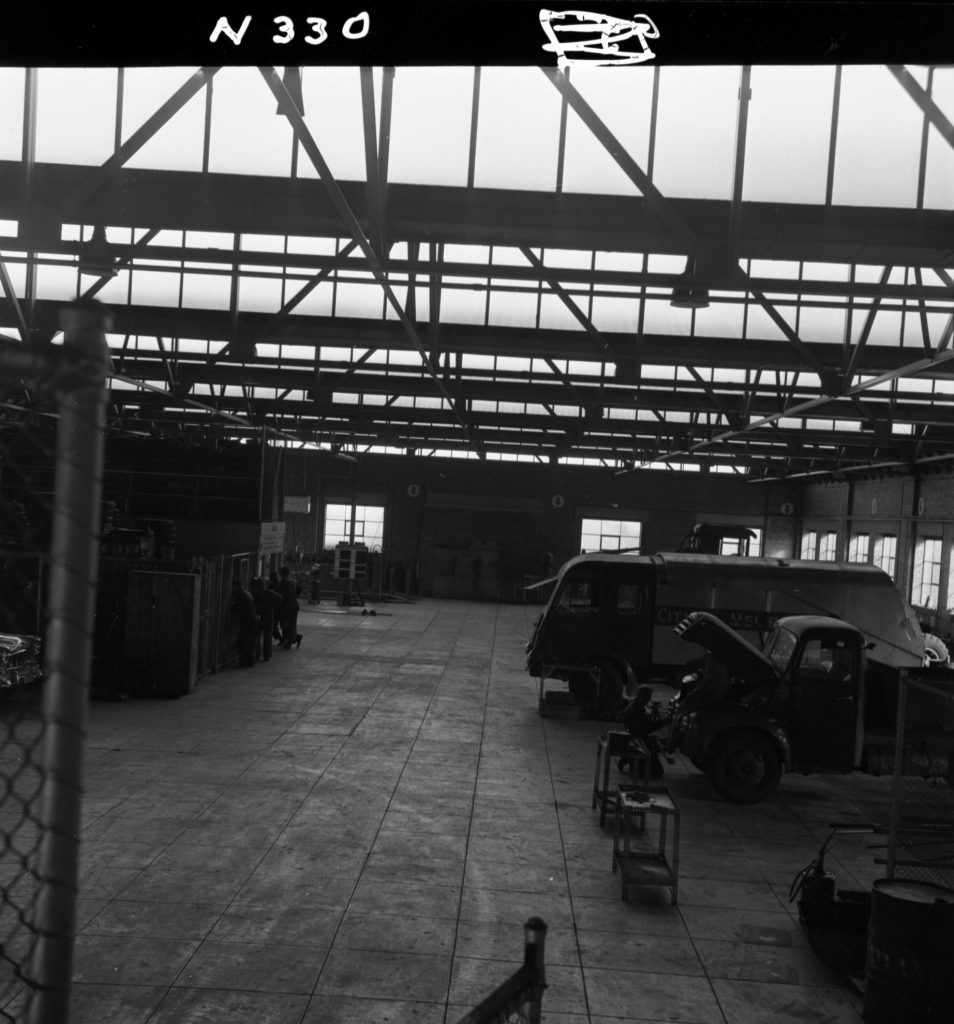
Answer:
670 255 709 309
77 225 118 278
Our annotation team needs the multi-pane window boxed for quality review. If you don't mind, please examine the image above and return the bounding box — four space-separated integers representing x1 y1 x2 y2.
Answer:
873 534 898 579
800 530 818 559
818 531 839 561
719 528 762 556
848 533 870 563
323 503 385 550
580 518 641 554
912 536 943 608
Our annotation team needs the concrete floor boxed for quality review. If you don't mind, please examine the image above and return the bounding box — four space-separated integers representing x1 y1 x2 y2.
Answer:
52 598 900 1021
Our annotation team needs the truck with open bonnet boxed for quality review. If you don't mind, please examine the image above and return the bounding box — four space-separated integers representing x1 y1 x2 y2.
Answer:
668 610 954 803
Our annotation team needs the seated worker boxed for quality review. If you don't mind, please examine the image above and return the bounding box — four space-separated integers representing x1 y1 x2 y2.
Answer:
618 684 666 779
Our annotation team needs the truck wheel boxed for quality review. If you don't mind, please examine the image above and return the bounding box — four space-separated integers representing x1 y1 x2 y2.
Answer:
707 732 782 804
923 633 950 664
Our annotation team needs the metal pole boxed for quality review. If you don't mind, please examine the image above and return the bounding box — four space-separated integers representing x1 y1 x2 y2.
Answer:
522 916 548 1024
886 671 908 880
29 301 110 1024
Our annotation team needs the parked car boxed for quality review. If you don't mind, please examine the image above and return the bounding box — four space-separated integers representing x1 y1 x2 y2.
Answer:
0 632 43 690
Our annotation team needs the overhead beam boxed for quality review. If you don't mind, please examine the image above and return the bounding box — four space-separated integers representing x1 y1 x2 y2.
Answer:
360 67 386 261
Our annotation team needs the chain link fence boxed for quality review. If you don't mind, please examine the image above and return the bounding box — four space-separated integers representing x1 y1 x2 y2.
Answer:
0 303 110 1024
884 674 954 891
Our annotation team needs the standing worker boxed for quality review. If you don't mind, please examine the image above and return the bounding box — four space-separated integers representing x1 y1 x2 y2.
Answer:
251 577 282 661
277 566 303 649
231 579 258 668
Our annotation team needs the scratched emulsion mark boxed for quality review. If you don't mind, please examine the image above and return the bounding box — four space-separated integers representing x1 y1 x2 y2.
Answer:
539 9 660 69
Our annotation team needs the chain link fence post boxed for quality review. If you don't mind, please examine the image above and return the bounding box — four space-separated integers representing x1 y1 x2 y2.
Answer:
26 302 110 1024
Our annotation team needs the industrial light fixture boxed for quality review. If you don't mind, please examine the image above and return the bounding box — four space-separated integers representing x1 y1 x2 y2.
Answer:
670 255 709 309
77 225 119 278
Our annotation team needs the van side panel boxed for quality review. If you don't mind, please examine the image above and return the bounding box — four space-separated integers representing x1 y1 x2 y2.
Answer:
651 554 924 671
527 552 924 682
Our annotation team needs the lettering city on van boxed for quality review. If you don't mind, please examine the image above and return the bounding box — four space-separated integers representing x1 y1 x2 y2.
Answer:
655 607 777 632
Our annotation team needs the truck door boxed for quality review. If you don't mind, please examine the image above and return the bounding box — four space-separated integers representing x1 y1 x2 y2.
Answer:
547 576 602 664
786 637 859 771
601 578 653 673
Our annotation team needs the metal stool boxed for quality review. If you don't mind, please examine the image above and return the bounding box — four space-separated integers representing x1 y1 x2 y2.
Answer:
592 731 650 828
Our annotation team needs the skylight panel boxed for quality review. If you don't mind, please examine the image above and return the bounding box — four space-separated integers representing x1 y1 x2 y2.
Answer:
36 68 115 165
488 289 539 329
538 293 588 331
595 251 645 273
181 273 231 310
208 67 295 176
864 308 902 346
129 270 180 306
833 67 922 208
287 236 341 257
444 243 491 265
290 281 335 317
298 68 366 181
461 354 495 371
241 234 287 253
473 68 561 191
568 360 603 376
591 295 637 333
335 280 385 319
544 249 594 270
653 67 738 200
744 66 834 204
799 305 845 345
0 70 24 160
924 67 954 210
122 68 206 173
642 297 691 336
388 67 473 187
691 301 746 339
388 351 421 367
440 288 487 326
238 277 283 313
562 67 654 196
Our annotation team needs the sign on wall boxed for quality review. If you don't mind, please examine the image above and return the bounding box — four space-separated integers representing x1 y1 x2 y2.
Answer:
284 495 311 514
259 521 286 555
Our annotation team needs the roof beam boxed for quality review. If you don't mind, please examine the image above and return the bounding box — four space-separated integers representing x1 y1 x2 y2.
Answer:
360 67 387 261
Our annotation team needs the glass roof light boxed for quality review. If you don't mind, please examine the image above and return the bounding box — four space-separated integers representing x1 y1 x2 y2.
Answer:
77 225 119 278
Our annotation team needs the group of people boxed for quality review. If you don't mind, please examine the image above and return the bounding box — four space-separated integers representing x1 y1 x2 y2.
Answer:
231 566 303 668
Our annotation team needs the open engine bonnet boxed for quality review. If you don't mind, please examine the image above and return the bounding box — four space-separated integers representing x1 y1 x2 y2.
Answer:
673 611 777 686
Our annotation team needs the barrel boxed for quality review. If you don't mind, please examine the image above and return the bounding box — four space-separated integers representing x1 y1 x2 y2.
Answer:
863 879 954 1023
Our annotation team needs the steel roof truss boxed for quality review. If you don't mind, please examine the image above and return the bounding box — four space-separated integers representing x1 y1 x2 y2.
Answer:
261 66 482 455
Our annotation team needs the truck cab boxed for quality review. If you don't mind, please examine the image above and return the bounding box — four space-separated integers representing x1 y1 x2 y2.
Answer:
672 612 870 803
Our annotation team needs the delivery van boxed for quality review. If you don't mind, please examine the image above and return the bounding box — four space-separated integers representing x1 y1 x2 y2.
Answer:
525 552 927 716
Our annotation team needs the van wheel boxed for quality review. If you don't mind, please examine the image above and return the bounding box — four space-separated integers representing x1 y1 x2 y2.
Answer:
707 732 782 804
923 633 950 664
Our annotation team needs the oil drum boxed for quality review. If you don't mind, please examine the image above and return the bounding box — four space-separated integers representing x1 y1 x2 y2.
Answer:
863 879 954 1023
